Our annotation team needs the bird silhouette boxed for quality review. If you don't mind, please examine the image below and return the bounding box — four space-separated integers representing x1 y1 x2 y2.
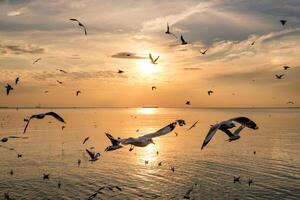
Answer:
275 74 284 79
57 80 63 84
280 20 287 26
233 176 241 183
69 18 87 35
56 69 67 73
283 66 290 70
33 58 42 64
149 53 159 64
15 77 20 85
200 49 207 55
76 90 81 96
5 84 13 95
208 90 214 96
180 35 188 45
86 149 100 161
186 101 190 105
152 86 157 91
118 70 124 74
83 137 89 144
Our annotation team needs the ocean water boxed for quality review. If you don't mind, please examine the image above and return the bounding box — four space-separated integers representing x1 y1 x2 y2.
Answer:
0 108 299 200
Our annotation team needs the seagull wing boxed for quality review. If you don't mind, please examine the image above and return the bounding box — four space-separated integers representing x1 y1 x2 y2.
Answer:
83 137 89 144
69 18 79 22
149 53 154 63
23 118 31 134
86 149 95 159
187 120 199 131
139 122 177 139
233 125 245 136
45 112 65 123
105 133 121 146
201 123 222 149
154 56 160 63
219 125 235 137
230 117 258 129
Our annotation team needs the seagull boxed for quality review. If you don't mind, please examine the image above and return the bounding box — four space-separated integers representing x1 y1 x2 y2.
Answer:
201 117 258 149
43 173 50 180
186 120 199 131
248 178 253 187
180 35 188 45
105 121 182 151
83 137 89 144
145 160 149 165
15 77 20 85
208 90 214 96
158 161 162 166
233 176 241 184
283 66 290 70
171 166 175 172
118 70 124 74
152 86 157 91
165 23 177 39
23 112 65 134
200 49 207 55
5 84 13 95
76 90 81 96
56 69 67 73
287 101 294 104
251 41 255 46
57 80 63 84
77 159 81 167
17 154 23 158
149 53 159 64
1 136 28 143
280 20 287 26
69 18 87 35
86 149 100 162
58 181 61 189
10 169 13 176
275 74 284 79
253 150 256 155
33 58 42 64
186 101 190 105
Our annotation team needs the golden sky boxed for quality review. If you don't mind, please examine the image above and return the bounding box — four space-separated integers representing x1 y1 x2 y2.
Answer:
0 0 299 107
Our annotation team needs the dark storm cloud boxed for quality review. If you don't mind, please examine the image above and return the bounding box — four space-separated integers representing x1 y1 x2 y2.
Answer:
111 52 147 59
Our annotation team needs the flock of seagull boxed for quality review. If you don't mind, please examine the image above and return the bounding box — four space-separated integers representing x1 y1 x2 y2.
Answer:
0 16 295 199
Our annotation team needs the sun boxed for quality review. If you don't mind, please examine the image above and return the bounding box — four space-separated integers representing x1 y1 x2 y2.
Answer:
138 60 159 74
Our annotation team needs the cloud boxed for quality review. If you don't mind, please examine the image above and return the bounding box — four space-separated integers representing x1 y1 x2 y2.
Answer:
111 52 147 59
7 7 27 16
183 67 202 71
0 41 44 55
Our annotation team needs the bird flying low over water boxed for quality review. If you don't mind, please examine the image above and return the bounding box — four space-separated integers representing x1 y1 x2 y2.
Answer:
180 35 188 45
86 149 100 162
201 117 258 149
283 66 290 70
186 120 199 131
280 20 287 26
57 80 63 84
118 70 124 74
1 136 28 143
76 90 81 96
287 101 294 104
23 112 65 134
208 90 214 96
15 77 20 85
56 69 67 73
105 120 185 151
275 74 284 79
33 58 42 64
83 137 89 144
186 101 191 105
152 86 157 91
5 84 13 95
149 53 159 64
165 23 177 39
69 18 87 35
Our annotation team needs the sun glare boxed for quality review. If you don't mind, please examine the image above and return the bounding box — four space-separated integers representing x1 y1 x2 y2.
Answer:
138 60 158 74
138 107 157 115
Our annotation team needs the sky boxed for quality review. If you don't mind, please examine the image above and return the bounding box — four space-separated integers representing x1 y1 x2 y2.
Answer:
0 0 299 108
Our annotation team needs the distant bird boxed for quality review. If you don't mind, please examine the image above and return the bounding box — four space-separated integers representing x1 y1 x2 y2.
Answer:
1 136 28 143
253 150 256 155
86 149 100 162
118 70 124 74
15 77 20 85
275 74 284 79
10 169 13 176
156 151 159 155
180 35 188 45
56 69 67 73
186 120 199 131
149 53 159 64
233 176 241 184
200 49 207 55
76 90 81 96
158 161 162 166
165 23 177 38
201 117 258 149
83 137 89 144
69 18 87 35
77 159 81 167
44 90 49 93
186 101 190 105
5 84 13 95
177 119 186 126
171 166 175 172
104 133 123 151
208 90 214 96
145 160 149 165
287 101 294 104
248 178 253 187
57 80 63 84
17 154 22 158
283 66 290 70
58 181 61 189
251 41 255 46
152 86 157 91
23 112 65 134
175 132 178 136
280 20 287 26
43 173 50 180
33 58 42 64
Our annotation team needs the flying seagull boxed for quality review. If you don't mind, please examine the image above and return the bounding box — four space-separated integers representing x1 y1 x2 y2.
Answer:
283 66 290 70
43 173 50 180
280 20 287 26
200 49 207 55
1 136 28 143
275 74 284 79
83 137 89 144
152 86 157 91
33 58 42 64
69 18 87 35
251 41 255 46
15 77 20 85
57 80 63 84
165 23 177 39
186 120 199 131
23 112 65 134
208 90 214 96
180 35 188 45
287 101 294 104
105 120 184 151
5 84 13 95
76 90 81 96
186 101 190 105
201 117 258 149
118 70 124 74
233 176 241 184
86 149 100 162
149 53 159 64
248 178 253 187
56 69 67 73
